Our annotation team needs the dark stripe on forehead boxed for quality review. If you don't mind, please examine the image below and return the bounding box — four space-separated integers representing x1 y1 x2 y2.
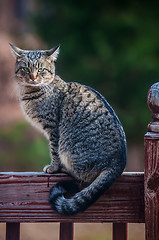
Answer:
27 51 42 62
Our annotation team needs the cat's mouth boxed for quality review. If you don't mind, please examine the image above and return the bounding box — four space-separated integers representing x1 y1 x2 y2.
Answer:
25 79 51 87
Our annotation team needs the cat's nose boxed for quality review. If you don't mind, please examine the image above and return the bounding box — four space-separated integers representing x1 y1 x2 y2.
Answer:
30 73 37 81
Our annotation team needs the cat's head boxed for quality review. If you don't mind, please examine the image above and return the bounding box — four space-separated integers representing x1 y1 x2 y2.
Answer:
10 43 60 87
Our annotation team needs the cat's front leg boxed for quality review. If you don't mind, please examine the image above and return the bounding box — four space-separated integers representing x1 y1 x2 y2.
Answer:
43 154 60 173
43 163 59 174
43 153 60 173
43 139 60 174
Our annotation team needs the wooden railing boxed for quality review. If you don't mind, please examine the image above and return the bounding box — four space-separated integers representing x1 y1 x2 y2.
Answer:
1 82 159 240
0 172 144 240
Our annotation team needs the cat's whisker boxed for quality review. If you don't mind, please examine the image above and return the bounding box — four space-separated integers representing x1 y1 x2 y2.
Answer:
41 85 47 96
40 83 53 96
41 84 50 97
45 84 53 94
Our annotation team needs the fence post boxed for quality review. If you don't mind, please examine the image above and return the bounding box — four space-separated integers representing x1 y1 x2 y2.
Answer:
6 223 20 240
145 82 159 240
113 223 128 240
60 223 74 240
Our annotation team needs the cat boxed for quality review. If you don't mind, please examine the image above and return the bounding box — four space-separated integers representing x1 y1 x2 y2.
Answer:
10 43 127 216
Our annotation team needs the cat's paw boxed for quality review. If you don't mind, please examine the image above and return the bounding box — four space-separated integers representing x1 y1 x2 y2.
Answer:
43 164 58 174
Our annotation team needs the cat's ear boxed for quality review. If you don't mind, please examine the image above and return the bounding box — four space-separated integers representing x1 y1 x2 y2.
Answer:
45 45 60 61
9 43 23 58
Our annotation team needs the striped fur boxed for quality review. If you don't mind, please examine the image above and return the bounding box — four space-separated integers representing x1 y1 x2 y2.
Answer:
11 44 127 215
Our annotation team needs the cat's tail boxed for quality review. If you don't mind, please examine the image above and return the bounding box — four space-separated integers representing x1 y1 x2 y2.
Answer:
49 168 123 216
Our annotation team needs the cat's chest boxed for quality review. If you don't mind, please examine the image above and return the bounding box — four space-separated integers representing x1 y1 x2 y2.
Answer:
20 97 57 137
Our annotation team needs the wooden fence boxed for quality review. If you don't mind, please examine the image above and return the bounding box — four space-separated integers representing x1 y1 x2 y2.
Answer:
1 82 159 240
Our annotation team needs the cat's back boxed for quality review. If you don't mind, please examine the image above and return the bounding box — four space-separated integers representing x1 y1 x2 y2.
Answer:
61 81 121 130
59 81 126 158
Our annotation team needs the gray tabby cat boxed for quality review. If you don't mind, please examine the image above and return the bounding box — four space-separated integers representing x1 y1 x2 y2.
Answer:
10 43 126 216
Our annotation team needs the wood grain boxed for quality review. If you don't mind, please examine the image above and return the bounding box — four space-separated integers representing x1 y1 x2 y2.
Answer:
144 134 159 240
0 172 144 223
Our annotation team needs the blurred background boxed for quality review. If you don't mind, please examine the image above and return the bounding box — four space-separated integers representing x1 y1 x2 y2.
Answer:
1 0 159 239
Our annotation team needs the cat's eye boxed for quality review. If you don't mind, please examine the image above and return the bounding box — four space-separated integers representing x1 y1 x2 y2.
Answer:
23 67 30 73
38 68 45 72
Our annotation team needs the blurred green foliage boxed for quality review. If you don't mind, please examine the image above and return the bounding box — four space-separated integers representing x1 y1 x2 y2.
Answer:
32 0 159 142
0 122 50 171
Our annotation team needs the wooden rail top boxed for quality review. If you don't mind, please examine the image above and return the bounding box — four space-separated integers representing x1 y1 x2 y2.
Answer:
0 172 144 223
